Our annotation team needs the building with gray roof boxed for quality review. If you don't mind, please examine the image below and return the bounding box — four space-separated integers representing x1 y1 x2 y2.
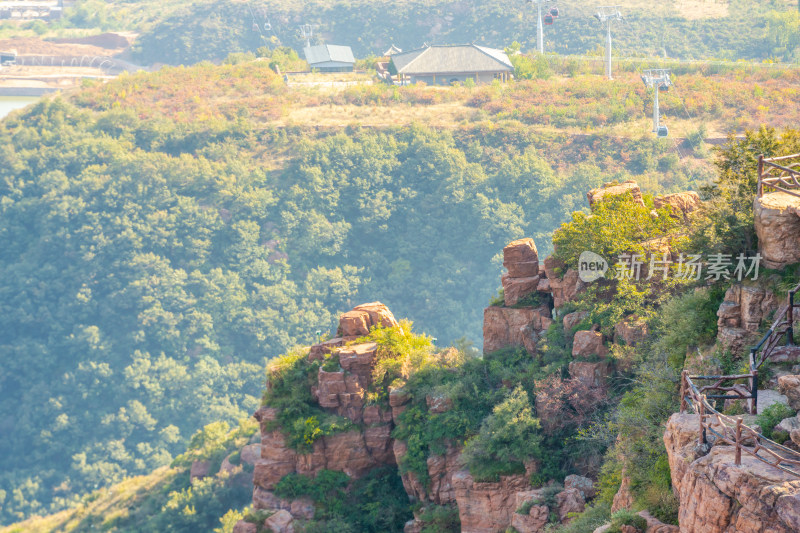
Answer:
389 44 514 85
303 44 355 72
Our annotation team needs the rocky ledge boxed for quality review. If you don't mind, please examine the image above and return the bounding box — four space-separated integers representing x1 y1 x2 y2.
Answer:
663 413 800 532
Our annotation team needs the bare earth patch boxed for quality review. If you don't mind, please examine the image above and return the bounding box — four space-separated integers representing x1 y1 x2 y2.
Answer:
673 0 729 19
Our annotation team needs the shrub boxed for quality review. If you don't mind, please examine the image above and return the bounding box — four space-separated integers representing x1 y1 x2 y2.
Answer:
608 509 648 533
462 387 543 481
756 403 795 440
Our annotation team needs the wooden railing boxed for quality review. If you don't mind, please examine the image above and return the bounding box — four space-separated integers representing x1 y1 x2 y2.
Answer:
680 281 800 416
758 153 800 198
680 370 800 478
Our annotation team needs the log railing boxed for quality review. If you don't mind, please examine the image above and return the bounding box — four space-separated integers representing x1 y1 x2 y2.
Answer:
758 153 800 198
680 370 800 478
680 281 800 416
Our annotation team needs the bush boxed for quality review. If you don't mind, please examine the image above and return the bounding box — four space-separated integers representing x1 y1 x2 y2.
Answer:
756 403 796 440
462 387 543 481
608 509 648 533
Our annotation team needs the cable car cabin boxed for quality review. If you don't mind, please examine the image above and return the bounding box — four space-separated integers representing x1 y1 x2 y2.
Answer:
550 7 560 17
657 126 669 138
264 21 272 31
252 22 260 31
659 83 670 92
544 14 554 25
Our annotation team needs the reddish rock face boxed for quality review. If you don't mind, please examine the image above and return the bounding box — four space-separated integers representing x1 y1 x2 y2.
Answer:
664 413 800 532
754 192 800 270
452 470 530 533
337 302 399 336
614 316 649 346
503 275 540 306
654 191 702 220
569 361 611 388
572 330 607 359
190 460 211 481
778 375 800 410
504 238 540 278
483 306 540 354
233 520 258 533
264 509 294 533
563 311 589 334
587 181 645 208
556 487 586 523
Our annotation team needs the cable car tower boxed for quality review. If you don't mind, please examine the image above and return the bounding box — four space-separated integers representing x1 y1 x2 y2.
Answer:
299 24 314 48
526 0 557 54
593 6 622 80
641 69 672 137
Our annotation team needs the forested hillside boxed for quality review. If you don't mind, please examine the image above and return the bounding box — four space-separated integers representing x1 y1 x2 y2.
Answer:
2 0 799 66
3 50 800 525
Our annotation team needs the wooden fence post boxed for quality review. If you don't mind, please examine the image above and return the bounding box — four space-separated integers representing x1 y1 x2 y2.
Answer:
699 395 707 445
735 418 742 466
680 370 688 413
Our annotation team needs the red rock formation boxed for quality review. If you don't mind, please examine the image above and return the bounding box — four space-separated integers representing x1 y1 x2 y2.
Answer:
587 181 645 207
654 191 702 220
452 470 530 533
503 238 540 278
754 192 800 270
337 302 399 337
664 413 800 532
572 330 607 358
483 306 541 354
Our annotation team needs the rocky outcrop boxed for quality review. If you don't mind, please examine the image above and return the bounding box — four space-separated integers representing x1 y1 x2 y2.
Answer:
664 413 800 532
754 192 800 270
483 306 544 354
569 361 611 388
716 284 778 355
778 375 800 410
572 330 607 359
654 191 702 221
614 316 648 346
587 180 645 207
338 302 399 337
503 238 540 278
452 471 531 533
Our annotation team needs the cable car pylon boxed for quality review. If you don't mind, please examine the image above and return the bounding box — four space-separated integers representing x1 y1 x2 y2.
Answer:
526 0 557 53
593 6 623 80
641 69 672 137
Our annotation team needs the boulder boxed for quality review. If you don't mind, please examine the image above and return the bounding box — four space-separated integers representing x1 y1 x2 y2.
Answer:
452 470 530 533
338 302 398 337
587 181 645 208
503 274 540 306
241 443 261 466
637 510 680 533
556 487 586 523
563 311 589 334
614 317 649 346
504 238 540 278
233 521 258 533
483 306 540 354
778 375 800 410
544 255 565 281
775 415 800 437
770 346 800 365
511 497 550 533
290 497 315 520
754 192 800 270
569 361 611 388
654 191 702 220
426 394 453 414
308 337 350 362
264 509 294 533
572 331 607 359
190 460 211 481
565 474 597 500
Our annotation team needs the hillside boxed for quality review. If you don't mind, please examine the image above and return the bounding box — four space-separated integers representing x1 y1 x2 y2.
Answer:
2 49 800 526
1 0 800 66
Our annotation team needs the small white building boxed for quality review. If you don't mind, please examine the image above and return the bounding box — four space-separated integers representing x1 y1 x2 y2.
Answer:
303 44 355 73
